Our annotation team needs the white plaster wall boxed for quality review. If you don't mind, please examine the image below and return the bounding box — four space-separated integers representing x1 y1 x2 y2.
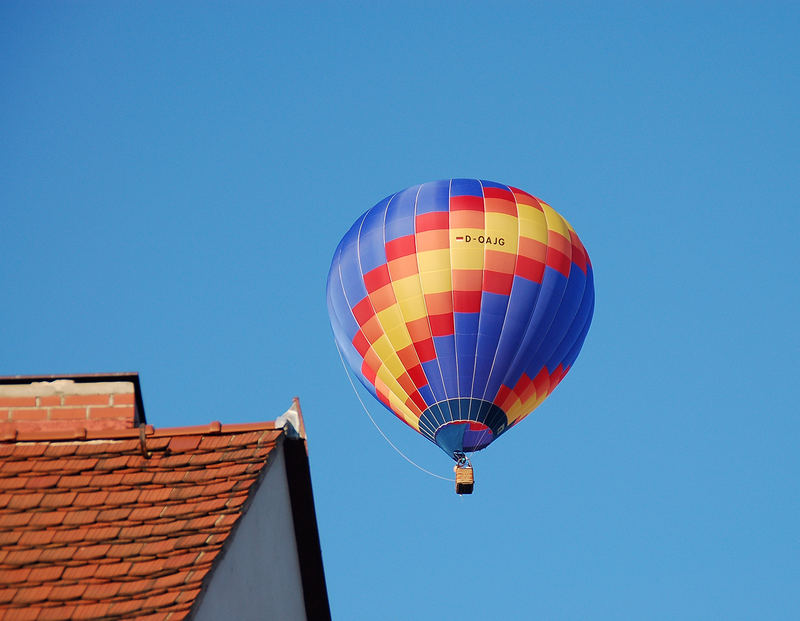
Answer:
192 442 307 621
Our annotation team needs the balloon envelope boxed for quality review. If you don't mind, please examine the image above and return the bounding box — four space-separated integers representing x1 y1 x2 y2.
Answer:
327 179 594 460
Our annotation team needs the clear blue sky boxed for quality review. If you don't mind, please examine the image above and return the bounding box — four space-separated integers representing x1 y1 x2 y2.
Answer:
2 2 798 619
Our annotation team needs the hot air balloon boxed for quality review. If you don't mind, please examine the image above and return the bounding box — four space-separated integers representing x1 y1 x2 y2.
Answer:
327 179 594 493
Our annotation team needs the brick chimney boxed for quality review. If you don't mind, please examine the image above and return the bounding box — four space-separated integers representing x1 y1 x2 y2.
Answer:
0 374 145 437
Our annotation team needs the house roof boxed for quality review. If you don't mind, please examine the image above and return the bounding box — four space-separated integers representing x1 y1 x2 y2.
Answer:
0 420 289 620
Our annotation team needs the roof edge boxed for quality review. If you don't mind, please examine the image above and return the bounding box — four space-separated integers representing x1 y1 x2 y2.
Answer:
0 420 281 443
283 437 331 621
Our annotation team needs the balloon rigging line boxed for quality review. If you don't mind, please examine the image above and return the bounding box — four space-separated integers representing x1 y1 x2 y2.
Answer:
335 340 455 482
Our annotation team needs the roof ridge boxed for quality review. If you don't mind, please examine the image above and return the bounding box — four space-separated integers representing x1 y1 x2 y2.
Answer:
0 421 280 443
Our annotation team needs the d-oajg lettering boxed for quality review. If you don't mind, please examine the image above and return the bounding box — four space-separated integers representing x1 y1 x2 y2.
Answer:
463 234 505 246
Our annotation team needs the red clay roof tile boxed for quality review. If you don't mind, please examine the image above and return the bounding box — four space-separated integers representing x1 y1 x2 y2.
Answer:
118 524 154 539
37 548 73 563
73 544 111 561
94 455 131 471
128 505 164 521
190 497 228 516
13 583 52 604
104 489 140 505
37 604 77 621
227 431 264 447
48 583 88 601
82 583 122 601
156 571 192 589
150 519 190 537
225 494 248 509
158 454 194 469
167 436 201 452
213 513 239 528
94 561 132 580
107 542 146 558
4 549 41 566
0 478 27 491
87 472 125 486
6 605 42 620
0 568 31 584
172 533 207 550
72 490 109 506
161 552 198 571
7 493 44 510
121 471 155 485
139 488 172 503
16 531 55 547
145 591 180 609
95 507 132 522
140 540 176 557
3 462 32 475
27 567 63 582
50 529 86 544
57 474 92 487
196 435 229 450
0 532 22 546
145 437 170 450
71 602 111 619
84 525 121 541
175 588 201 603
183 514 217 531
38 491 76 508
42 445 77 457
31 459 71 473
57 456 98 469
62 509 99 526
152 470 185 485
116 578 155 597
28 512 65 528
107 597 147 616
166 486 204 502
186 452 221 466
60 565 97 581
25 474 62 490
202 479 237 496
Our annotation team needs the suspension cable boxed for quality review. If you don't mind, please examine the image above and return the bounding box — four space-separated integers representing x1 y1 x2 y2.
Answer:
334 341 454 482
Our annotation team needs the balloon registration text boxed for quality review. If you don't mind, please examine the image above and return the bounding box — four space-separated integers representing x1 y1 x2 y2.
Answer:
457 234 505 246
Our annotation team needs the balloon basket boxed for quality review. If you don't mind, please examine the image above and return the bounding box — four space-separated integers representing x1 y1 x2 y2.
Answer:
455 464 474 495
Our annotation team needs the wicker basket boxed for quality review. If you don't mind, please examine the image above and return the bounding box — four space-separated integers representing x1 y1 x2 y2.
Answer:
455 466 474 494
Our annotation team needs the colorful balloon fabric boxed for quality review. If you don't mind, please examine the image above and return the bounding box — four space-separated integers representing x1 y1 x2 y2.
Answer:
327 179 594 460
